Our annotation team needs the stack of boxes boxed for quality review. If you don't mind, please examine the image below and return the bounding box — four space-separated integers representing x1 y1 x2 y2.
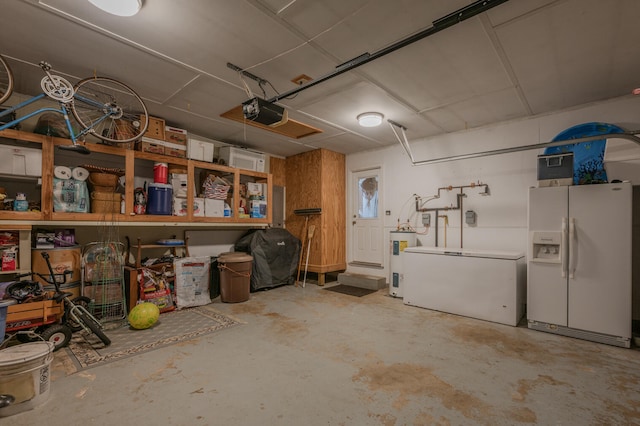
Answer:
247 182 267 218
0 231 18 272
138 116 187 158
170 171 204 217
200 173 230 217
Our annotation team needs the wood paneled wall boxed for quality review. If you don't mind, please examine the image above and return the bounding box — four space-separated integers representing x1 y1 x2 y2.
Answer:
269 156 286 187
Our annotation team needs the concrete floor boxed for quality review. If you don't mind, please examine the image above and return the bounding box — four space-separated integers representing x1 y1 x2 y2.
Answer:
6 280 640 425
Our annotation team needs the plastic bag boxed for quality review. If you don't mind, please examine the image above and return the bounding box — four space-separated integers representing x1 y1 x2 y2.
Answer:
173 257 211 309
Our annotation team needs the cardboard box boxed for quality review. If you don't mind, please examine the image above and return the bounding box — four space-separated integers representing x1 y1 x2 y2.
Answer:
165 126 188 146
163 143 186 158
139 139 165 154
247 182 264 197
172 197 205 216
142 115 166 140
250 200 267 218
36 232 55 249
138 137 186 157
187 138 215 162
1 248 17 271
204 199 225 217
170 173 189 198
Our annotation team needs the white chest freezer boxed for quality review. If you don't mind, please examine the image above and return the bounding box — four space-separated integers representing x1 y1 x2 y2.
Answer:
403 247 526 326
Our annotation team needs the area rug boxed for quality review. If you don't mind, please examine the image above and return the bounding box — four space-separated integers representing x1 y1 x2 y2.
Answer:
323 284 377 297
65 305 241 371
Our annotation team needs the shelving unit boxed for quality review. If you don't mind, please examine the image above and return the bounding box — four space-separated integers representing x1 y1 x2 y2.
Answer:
129 237 190 269
124 236 190 311
0 224 32 275
0 128 273 226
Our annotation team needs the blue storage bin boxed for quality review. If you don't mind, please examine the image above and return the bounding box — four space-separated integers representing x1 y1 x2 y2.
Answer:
0 300 13 344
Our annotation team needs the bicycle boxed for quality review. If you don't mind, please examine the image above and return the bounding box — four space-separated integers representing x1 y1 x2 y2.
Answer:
41 251 111 346
0 54 148 155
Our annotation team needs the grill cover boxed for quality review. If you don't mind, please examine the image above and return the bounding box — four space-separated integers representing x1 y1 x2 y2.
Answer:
234 228 301 291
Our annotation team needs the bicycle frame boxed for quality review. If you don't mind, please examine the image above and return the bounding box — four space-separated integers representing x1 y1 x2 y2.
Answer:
0 90 116 154
62 294 95 333
0 92 110 139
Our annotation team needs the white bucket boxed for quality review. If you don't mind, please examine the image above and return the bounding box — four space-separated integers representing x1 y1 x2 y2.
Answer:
0 341 54 417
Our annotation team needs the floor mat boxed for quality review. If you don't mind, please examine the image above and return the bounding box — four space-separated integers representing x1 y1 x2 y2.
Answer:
323 284 377 297
65 305 241 372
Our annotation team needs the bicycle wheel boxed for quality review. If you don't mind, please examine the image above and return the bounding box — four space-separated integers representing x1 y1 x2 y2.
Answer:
66 296 92 332
0 55 14 105
71 76 148 144
76 310 111 346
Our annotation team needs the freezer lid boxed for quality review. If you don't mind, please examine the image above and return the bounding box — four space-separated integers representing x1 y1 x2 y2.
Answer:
404 246 525 260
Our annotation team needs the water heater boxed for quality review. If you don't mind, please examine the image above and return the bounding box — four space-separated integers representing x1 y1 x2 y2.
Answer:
389 230 416 297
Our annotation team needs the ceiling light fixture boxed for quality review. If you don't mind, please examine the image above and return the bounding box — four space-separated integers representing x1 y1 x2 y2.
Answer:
88 0 142 17
357 112 384 127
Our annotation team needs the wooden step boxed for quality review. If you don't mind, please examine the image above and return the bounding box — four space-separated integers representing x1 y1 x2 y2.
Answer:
337 272 386 290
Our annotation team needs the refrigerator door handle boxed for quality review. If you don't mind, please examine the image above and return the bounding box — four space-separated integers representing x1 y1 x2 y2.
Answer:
569 217 576 279
561 217 568 278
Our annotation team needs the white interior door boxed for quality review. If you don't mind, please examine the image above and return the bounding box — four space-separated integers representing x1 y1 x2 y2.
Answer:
351 169 383 266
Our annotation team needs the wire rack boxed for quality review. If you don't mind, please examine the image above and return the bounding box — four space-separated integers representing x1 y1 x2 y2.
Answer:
81 241 127 324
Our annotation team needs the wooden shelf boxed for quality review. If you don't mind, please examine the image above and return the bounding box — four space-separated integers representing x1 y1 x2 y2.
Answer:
0 129 273 227
128 237 190 268
124 236 190 311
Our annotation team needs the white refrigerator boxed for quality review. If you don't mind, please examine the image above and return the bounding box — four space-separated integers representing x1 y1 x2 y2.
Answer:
527 182 632 348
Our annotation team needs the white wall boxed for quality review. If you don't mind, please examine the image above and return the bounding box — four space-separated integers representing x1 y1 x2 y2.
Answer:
345 95 640 309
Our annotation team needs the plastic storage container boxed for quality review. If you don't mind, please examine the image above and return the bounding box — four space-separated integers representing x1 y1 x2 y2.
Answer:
0 341 55 417
218 252 252 303
147 183 173 215
0 300 12 344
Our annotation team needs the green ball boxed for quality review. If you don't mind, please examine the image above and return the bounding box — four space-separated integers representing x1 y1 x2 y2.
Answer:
128 302 160 330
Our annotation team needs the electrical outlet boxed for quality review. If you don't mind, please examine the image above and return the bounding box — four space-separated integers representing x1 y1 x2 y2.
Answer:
385 210 391 216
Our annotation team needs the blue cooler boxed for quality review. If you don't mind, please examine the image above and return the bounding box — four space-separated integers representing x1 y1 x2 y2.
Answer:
147 183 173 215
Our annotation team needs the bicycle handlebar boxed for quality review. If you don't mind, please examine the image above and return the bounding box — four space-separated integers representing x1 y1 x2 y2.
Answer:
7 269 72 285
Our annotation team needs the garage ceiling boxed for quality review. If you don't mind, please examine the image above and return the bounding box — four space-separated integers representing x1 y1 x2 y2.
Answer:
2 0 640 157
